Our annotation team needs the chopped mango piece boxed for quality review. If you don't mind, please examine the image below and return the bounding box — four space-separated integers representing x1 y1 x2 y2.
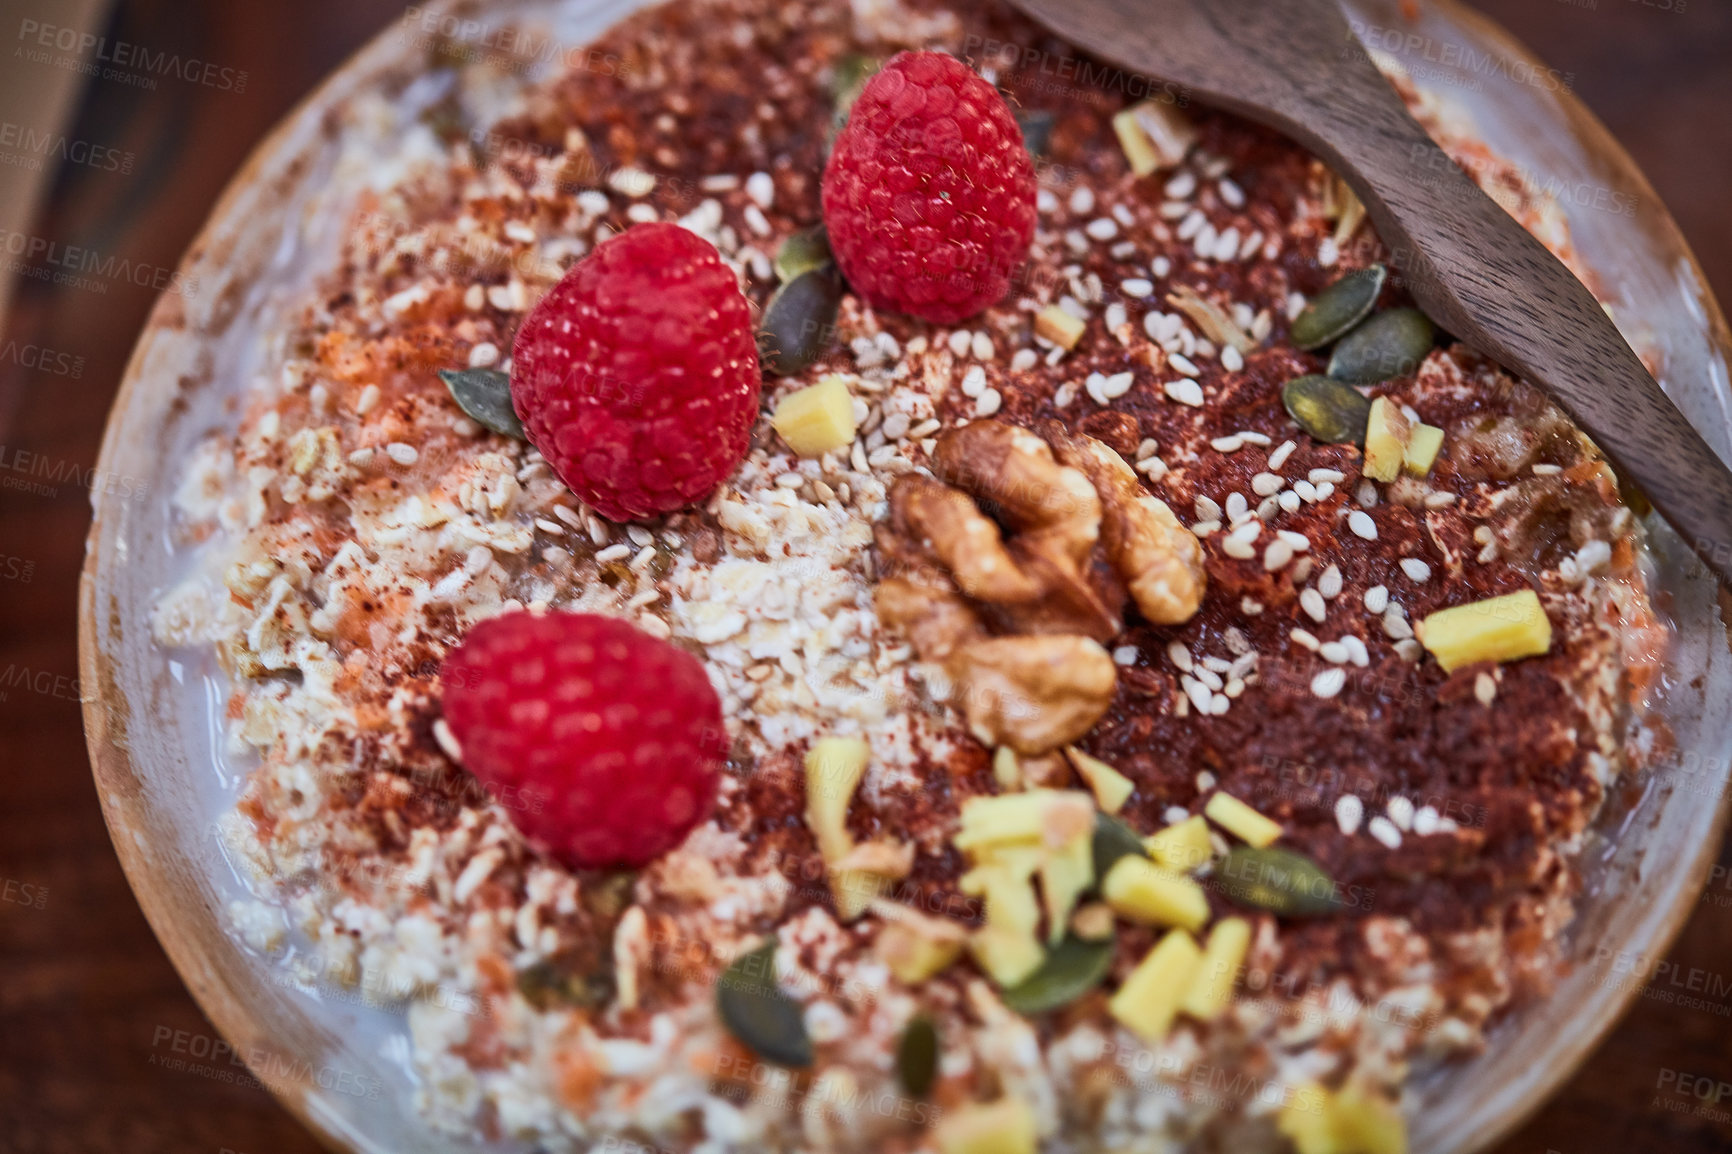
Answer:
992 746 1021 790
831 868 890 922
1111 99 1198 177
1362 396 1412 482
804 738 869 862
1101 856 1210 931
1204 792 1282 847
956 790 1096 852
1064 747 1135 813
772 375 857 457
1038 828 1095 945
1402 423 1444 476
1034 305 1086 351
1416 589 1552 673
1143 815 1213 873
962 864 1043 938
1278 1081 1407 1154
970 925 1047 988
935 1098 1038 1154
1108 929 1201 1042
1180 917 1252 1021
876 923 964 985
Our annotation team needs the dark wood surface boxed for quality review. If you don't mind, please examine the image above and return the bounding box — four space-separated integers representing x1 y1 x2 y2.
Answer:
0 1 1728 1151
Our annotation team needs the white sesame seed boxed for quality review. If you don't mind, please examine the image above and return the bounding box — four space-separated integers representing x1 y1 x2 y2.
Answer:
1319 641 1349 664
972 332 996 361
1413 806 1441 836
1037 188 1060 214
1309 468 1347 485
1314 482 1335 501
1532 463 1563 476
1122 277 1154 298
1343 635 1369 667
1348 510 1378 540
1228 519 1262 544
1165 378 1205 407
909 419 941 439
1191 519 1221 538
1102 371 1135 399
1387 795 1415 832
1368 815 1402 849
1475 671 1498 706
385 442 419 466
1268 439 1297 471
1165 170 1197 199
1220 344 1245 373
1382 612 1414 640
1357 479 1379 506
1225 492 1250 522
1276 530 1310 551
1363 584 1389 613
1336 795 1364 836
468 342 501 368
1170 352 1201 377
1223 537 1256 560
1010 348 1039 372
1113 645 1139 666
1252 472 1284 496
1291 628 1321 651
1183 676 1214 712
975 388 1003 417
1395 638 1424 662
595 543 631 563
1219 177 1246 207
1212 435 1245 453
1399 558 1432 582
1238 431 1271 446
1576 539 1612 575
1300 588 1327 623
1151 255 1172 278
745 171 775 208
1318 564 1343 598
1264 539 1295 570
1195 667 1225 691
1086 217 1120 241
1069 186 1096 214
949 329 973 357
1424 491 1457 508
1167 640 1194 672
1278 491 1301 512
1311 667 1347 699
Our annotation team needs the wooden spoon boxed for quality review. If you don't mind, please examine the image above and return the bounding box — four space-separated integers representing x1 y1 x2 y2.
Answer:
1004 0 1732 587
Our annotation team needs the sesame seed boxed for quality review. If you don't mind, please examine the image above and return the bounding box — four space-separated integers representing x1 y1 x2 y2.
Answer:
1228 520 1262 545
1291 628 1321 651
385 442 419 466
1314 482 1335 501
1212 435 1246 453
1357 479 1379 506
745 171 775 208
949 329 973 357
1336 795 1364 836
975 388 1003 417
630 545 658 569
1165 378 1205 407
1086 217 1120 241
1278 491 1302 512
1276 530 1310 551
972 332 996 361
1242 597 1265 615
1368 815 1402 849
1318 564 1343 598
1399 558 1432 582
1225 492 1250 522
1268 439 1296 470
1382 612 1414 640
1183 676 1214 712
1252 472 1284 496
1167 640 1194 671
1219 177 1246 207
1195 495 1223 521
1169 352 1201 377
1308 468 1346 484
1010 348 1039 372
1191 520 1221 538
1343 636 1369 667
1113 645 1139 666
1151 255 1172 278
1387 796 1416 832
1413 805 1441 836
1123 277 1154 298
595 543 631 563
1363 584 1389 613
1348 510 1378 540
1424 491 1457 508
1165 171 1197 199
1220 345 1244 373
909 419 941 439
468 342 500 368
1300 588 1327 623
1264 539 1294 570
1532 463 1563 475
1069 186 1096 214
1311 668 1347 699
1395 638 1424 662
1290 556 1313 583
1102 371 1135 399
1474 671 1498 706
1177 209 1207 240
1319 641 1349 664
1223 536 1256 560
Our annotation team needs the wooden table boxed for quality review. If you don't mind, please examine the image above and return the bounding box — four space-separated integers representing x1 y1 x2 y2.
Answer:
1 1 1727 1150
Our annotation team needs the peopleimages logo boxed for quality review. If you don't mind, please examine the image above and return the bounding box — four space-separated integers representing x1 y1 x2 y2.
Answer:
0 121 135 174
0 228 196 297
15 19 249 92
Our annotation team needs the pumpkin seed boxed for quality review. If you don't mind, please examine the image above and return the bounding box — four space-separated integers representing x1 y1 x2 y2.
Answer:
1000 932 1117 1014
515 956 613 1011
1215 847 1346 917
774 226 833 284
716 940 813 1067
896 1015 939 1097
1327 307 1436 384
1016 108 1056 159
832 54 880 131
439 368 525 439
1282 374 1372 445
1092 813 1147 879
1290 264 1385 350
758 267 843 376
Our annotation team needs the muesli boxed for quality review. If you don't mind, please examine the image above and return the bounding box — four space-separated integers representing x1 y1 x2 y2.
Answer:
151 0 1667 1150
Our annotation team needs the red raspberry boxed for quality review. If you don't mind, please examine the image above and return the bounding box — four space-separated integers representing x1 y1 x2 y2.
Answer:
510 221 760 522
439 610 726 869
822 51 1038 324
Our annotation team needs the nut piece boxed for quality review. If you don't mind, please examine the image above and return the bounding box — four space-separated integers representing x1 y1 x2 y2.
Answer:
953 635 1117 755
889 476 1044 604
933 421 1101 566
874 575 984 664
1046 425 1206 624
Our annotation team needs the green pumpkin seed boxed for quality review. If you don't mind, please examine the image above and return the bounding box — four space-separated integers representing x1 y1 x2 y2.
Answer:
1000 933 1117 1014
1215 847 1346 918
1289 264 1386 350
717 940 813 1067
1015 108 1056 159
1092 813 1148 879
832 54 880 131
515 956 613 1011
1282 374 1372 445
774 226 833 284
439 368 525 439
758 267 843 377
896 1015 939 1097
1327 307 1436 384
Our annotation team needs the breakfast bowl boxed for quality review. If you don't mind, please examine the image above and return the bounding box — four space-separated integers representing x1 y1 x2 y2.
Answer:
80 0 1732 1151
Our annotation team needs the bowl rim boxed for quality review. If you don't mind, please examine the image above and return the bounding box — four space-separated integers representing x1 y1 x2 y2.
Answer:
77 1 1732 1151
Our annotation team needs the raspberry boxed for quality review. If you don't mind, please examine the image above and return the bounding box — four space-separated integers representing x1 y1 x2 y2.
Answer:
510 222 760 522
439 611 726 869
822 51 1038 324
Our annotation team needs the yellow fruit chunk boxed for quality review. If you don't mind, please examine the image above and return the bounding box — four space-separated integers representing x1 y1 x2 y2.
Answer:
1180 917 1251 1021
1034 305 1086 351
804 738 868 862
1204 791 1282 847
1402 423 1444 476
955 790 1096 853
1143 815 1213 873
1108 929 1201 1042
1111 99 1198 178
1038 827 1095 945
970 925 1048 988
1070 901 1116 941
935 1098 1038 1154
1416 589 1553 673
876 923 964 985
1278 1082 1408 1154
1362 396 1412 482
992 746 1021 790
1101 856 1210 932
771 375 856 457
1064 746 1135 813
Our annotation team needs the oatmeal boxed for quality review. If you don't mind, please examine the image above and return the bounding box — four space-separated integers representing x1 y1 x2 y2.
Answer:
150 0 1667 1151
